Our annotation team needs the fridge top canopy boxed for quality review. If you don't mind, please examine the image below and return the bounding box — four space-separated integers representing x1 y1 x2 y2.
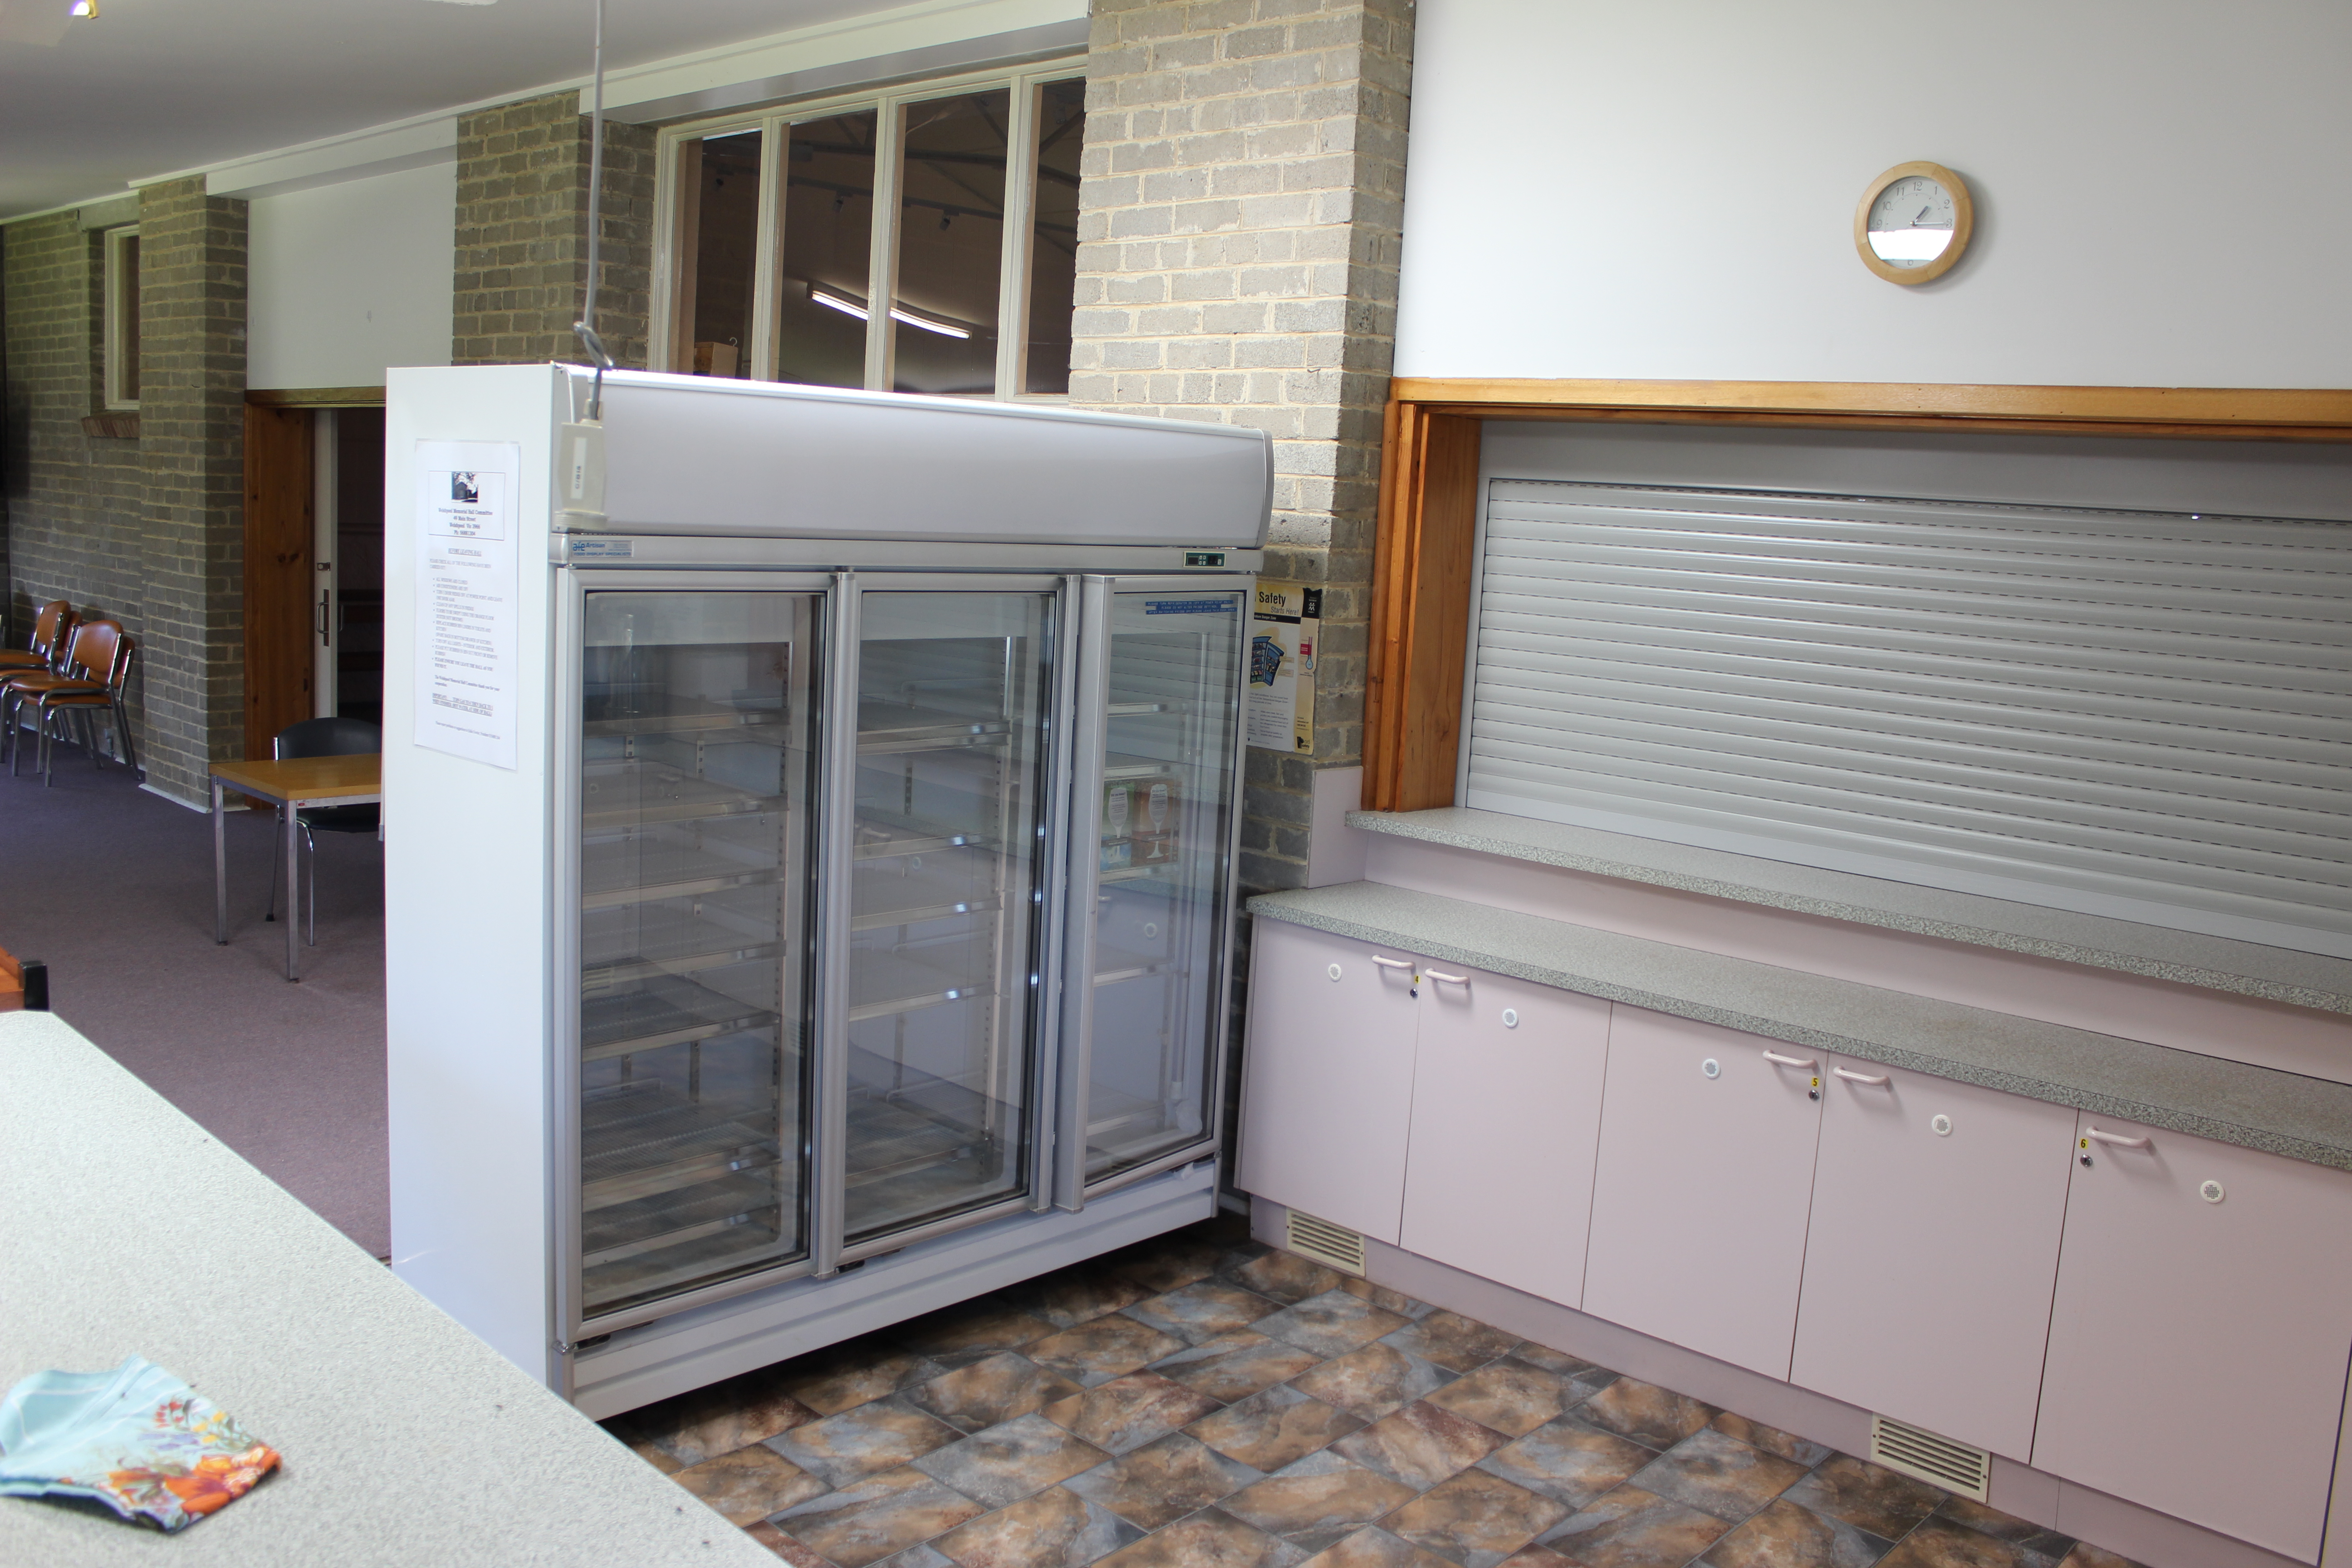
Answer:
564 367 1273 548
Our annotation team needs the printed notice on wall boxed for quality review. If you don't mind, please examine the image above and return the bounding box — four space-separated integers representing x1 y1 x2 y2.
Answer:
413 440 521 770
1247 581 1321 753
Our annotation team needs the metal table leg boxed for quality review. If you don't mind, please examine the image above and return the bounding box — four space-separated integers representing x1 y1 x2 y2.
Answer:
284 796 301 982
213 779 228 945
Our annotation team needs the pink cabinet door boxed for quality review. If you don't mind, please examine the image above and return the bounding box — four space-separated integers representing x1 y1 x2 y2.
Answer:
2033 1116 2352 1563
1235 920 1422 1244
1582 1008 1825 1378
1789 1056 2075 1460
1397 963 1611 1309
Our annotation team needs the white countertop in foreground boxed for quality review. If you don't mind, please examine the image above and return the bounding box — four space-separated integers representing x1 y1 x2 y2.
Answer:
0 1011 771 1568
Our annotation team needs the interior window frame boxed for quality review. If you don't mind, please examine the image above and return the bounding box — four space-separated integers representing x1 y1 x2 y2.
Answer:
650 58 1084 402
102 223 141 412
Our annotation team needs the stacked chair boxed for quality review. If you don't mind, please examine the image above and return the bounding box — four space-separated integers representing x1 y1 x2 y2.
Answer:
2 604 142 786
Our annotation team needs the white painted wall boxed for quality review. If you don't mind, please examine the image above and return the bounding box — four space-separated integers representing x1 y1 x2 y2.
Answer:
247 160 455 390
1393 0 2352 387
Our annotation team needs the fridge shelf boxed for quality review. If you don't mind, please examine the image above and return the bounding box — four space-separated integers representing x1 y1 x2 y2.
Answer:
582 760 783 829
1098 865 1174 887
581 1083 783 1211
585 699 788 739
857 702 1012 756
582 842 783 910
584 937 784 990
1103 753 1182 782
853 811 997 862
844 1093 983 1188
583 1172 785 1268
1106 701 1179 718
1093 945 1174 986
581 973 780 1062
846 948 997 1023
850 889 1003 932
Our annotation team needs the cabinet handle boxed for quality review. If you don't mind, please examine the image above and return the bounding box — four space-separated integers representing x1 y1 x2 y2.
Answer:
1833 1066 1889 1085
1422 970 1469 985
2084 1127 2151 1150
1371 956 1414 972
1762 1050 1817 1070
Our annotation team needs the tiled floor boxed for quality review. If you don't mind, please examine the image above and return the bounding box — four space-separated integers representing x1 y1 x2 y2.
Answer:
605 1215 2144 1568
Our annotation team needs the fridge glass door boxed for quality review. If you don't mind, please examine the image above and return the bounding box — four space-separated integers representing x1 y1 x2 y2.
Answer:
846 590 1055 1245
1083 588 1243 1184
576 591 820 1319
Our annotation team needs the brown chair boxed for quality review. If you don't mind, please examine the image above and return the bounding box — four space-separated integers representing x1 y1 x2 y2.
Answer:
6 621 139 785
0 601 76 672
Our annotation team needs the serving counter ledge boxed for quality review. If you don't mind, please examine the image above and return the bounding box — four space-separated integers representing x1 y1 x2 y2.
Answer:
0 1011 770 1568
1249 879 2352 1174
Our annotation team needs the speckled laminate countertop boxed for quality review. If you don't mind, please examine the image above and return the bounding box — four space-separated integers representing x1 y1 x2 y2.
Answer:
1250 880 2352 1173
1348 808 2352 1016
0 1011 774 1568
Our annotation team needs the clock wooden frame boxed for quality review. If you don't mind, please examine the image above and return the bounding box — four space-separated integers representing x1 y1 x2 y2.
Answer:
1855 161 1974 285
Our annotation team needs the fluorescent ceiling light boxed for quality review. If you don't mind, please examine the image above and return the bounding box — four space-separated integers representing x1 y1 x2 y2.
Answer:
1868 226 1955 263
807 285 971 339
68 0 98 16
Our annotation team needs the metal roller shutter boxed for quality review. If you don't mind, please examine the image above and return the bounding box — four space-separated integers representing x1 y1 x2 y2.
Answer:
1464 480 2352 957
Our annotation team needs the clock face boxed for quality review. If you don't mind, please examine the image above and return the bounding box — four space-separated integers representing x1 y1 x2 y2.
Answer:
1866 174 1957 268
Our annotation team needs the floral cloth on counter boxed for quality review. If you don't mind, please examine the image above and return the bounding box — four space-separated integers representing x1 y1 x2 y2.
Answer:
0 1356 279 1531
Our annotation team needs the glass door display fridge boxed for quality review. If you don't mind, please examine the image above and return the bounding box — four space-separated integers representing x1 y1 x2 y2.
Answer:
385 365 1269 1419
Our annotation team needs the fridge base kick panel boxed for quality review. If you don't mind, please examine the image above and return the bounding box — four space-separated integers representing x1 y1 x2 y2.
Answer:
567 1157 1219 1419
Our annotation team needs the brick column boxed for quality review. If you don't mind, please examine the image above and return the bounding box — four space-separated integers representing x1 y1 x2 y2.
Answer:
136 178 248 804
453 91 656 368
1069 0 1412 893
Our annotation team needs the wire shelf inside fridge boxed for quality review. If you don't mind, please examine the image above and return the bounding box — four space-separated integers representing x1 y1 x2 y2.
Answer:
856 701 1011 756
581 1082 782 1211
582 760 784 829
846 946 1000 1022
584 697 788 739
1102 753 1182 782
853 809 998 862
581 972 781 1062
582 838 784 910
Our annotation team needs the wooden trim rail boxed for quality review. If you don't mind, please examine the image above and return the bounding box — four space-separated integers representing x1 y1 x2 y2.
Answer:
1363 378 2352 813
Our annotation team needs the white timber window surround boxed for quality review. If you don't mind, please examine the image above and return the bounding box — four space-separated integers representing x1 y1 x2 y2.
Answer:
1460 476 2352 959
651 60 1083 401
102 224 140 411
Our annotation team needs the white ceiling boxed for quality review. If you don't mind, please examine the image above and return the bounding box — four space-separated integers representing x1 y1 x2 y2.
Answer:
0 0 897 219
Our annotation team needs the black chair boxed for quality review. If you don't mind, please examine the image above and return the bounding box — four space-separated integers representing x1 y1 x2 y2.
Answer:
268 717 382 945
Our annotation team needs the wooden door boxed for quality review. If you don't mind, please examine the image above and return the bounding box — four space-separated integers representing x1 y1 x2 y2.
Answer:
1236 921 1422 1244
1582 1008 1824 1378
243 404 314 758
2033 1115 2352 1562
1790 1056 2075 1460
1398 964 1609 1308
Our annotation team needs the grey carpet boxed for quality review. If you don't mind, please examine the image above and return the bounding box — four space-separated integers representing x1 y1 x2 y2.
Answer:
0 749 389 1257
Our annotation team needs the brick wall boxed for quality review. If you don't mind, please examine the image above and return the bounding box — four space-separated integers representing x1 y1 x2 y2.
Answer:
453 91 656 368
1069 0 1412 893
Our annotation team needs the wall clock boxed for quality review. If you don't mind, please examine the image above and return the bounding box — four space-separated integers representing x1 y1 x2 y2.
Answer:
1855 161 1973 284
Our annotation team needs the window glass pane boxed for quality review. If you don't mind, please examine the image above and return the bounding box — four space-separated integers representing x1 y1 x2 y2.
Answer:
116 234 139 403
1025 80 1084 395
776 109 877 390
686 132 761 378
892 91 1009 396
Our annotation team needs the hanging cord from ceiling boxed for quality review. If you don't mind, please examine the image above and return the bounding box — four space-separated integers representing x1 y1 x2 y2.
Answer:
572 0 614 419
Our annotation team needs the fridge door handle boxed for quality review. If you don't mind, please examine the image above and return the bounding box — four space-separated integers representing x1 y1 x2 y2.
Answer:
810 572 861 1276
1053 576 1113 1212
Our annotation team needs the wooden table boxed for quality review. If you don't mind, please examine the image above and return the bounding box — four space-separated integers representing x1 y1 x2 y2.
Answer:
210 755 382 981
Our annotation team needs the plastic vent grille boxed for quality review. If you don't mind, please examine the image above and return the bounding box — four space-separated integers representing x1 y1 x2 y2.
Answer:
1284 1210 1367 1276
1869 1414 1991 1502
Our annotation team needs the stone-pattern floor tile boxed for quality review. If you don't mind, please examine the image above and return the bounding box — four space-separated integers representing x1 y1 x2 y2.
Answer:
1063 1430 1268 1530
1125 1279 1284 1346
2055 1545 2138 1568
1331 1399 1507 1492
1880 1516 2050 1568
1189 1383 1364 1471
1095 1508 1307 1568
1932 1497 2075 1564
1301 1525 1459 1568
1044 1372 1223 1456
1223 1450 1423 1555
1337 1278 1438 1318
1700 1497 1894 1568
904 1350 1082 1434
1476 1417 1655 1512
782 1343 943 1418
773 1465 989 1568
893 1298 1057 1361
1258 1290 1416 1360
1629 1427 1810 1523
1006 1265 1153 1330
1706 1411 1832 1469
1574 1377 1715 1451
617 1371 823 1469
911 1411 1108 1510
872 1545 956 1568
1152 1330 1324 1402
1495 1549 1574 1568
1377 1310 1522 1375
769 1396 967 1490
1421 1359 1576 1438
1293 1343 1458 1422
1380 1465 1571 1565
1504 1344 1617 1404
1028 1315 1191 1388
1107 1236 1232 1296
1534 1484 1731 1566
1232 1250 1346 1306
1781 1456 1948 1540
744 1519 833 1564
931 1485 1145 1568
670 1444 832 1526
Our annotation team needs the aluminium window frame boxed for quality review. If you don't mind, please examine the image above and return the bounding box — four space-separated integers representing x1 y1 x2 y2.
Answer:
649 56 1085 402
102 224 140 412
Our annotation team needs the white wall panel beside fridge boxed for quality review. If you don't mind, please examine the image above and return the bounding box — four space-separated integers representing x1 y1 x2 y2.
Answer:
386 366 1269 1415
